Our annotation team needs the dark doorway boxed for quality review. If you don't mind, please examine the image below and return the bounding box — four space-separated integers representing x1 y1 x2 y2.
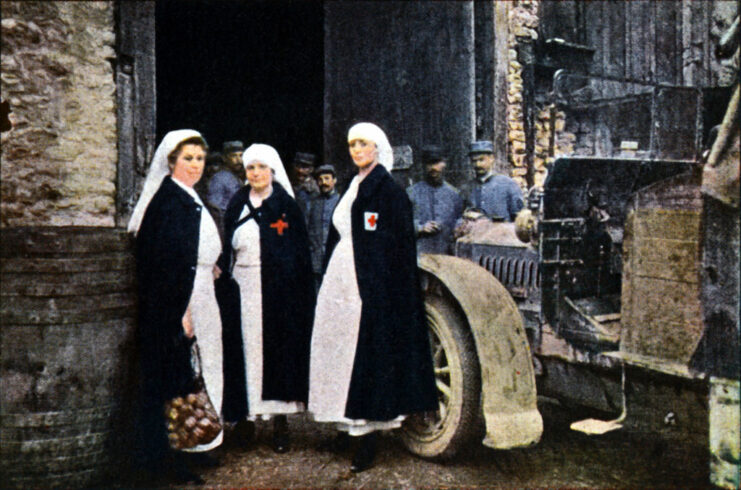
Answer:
155 0 323 165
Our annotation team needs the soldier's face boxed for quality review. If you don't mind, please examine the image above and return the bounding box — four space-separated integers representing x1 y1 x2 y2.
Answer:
225 151 243 171
349 139 378 169
296 164 313 180
245 161 272 192
471 153 493 177
425 161 446 185
316 173 336 194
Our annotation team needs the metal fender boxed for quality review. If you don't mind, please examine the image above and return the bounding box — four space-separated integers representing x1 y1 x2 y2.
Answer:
419 254 543 449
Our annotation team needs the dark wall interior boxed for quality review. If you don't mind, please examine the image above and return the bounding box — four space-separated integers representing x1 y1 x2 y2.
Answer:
156 0 323 166
324 1 477 188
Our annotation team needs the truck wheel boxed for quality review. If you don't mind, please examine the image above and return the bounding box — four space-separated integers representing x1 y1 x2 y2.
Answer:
401 293 483 460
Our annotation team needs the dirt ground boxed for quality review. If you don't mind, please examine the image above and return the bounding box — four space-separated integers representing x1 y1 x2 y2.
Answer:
136 402 710 489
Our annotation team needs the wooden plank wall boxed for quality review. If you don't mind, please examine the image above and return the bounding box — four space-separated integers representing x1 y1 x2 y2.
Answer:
324 1 476 188
115 1 156 227
539 0 735 90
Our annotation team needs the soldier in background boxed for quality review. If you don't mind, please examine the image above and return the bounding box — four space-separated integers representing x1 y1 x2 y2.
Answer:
195 150 222 201
305 164 340 289
461 140 523 222
207 140 245 239
290 151 320 215
407 145 464 255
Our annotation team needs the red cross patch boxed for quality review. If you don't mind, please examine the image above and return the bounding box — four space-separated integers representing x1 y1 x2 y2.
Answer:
364 212 378 231
270 214 289 236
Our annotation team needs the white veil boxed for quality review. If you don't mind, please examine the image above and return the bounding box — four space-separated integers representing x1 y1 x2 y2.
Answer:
242 143 295 198
347 122 394 171
127 129 205 234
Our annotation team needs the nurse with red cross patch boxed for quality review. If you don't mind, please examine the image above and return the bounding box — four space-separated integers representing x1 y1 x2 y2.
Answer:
308 123 438 473
217 143 315 455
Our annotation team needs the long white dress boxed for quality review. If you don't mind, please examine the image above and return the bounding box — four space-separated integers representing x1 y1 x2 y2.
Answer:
308 176 404 436
173 179 224 452
232 198 304 419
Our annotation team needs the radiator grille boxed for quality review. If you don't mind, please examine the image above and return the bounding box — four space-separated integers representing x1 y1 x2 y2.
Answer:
477 254 540 291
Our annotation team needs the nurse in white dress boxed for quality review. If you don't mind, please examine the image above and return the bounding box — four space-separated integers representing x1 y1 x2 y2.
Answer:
308 123 439 473
221 144 314 454
128 129 224 484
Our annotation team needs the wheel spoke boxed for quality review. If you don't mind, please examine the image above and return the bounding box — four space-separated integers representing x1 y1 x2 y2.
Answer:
436 379 451 399
434 365 450 375
433 343 444 364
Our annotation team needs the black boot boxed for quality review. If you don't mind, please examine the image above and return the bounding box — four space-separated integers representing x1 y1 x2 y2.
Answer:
232 419 255 449
272 415 290 453
350 433 377 473
320 430 350 452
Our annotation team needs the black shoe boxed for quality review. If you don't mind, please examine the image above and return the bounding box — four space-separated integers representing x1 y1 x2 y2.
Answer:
272 415 290 454
350 433 377 473
320 431 350 452
232 420 255 449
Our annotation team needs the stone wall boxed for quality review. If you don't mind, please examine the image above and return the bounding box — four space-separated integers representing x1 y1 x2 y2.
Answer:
1 1 117 227
505 0 578 191
534 105 572 187
506 0 539 191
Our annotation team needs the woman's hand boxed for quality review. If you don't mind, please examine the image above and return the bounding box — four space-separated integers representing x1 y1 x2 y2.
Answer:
213 264 222 280
182 306 194 338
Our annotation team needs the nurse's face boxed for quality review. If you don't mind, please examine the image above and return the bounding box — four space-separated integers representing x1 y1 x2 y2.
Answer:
170 143 206 188
349 138 378 169
245 161 272 192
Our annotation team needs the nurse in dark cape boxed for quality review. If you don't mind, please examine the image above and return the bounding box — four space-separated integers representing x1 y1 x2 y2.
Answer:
128 129 224 484
218 143 315 454
308 123 438 472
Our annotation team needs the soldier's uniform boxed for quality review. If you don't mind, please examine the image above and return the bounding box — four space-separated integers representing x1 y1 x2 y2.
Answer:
305 164 340 286
291 152 320 215
407 180 463 254
306 192 339 275
462 140 524 221
461 174 523 221
207 140 245 240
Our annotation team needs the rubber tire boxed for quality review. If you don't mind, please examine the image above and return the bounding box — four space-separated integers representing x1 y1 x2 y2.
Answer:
400 293 483 460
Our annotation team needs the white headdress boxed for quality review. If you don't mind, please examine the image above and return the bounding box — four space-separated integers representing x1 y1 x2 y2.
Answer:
242 143 294 198
347 122 394 171
127 129 205 234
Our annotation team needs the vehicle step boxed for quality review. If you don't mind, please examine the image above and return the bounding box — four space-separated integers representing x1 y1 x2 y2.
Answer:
570 417 623 435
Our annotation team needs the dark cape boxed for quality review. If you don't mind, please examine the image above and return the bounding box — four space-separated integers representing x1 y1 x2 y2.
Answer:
323 164 438 421
134 176 202 463
218 182 315 417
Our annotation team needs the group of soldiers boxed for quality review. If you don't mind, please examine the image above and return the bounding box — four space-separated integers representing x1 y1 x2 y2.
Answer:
197 138 523 279
407 140 523 255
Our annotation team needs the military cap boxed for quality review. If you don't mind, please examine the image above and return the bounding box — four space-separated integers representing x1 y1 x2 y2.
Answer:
420 145 446 165
468 140 495 155
314 164 336 178
293 152 317 167
223 140 244 154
